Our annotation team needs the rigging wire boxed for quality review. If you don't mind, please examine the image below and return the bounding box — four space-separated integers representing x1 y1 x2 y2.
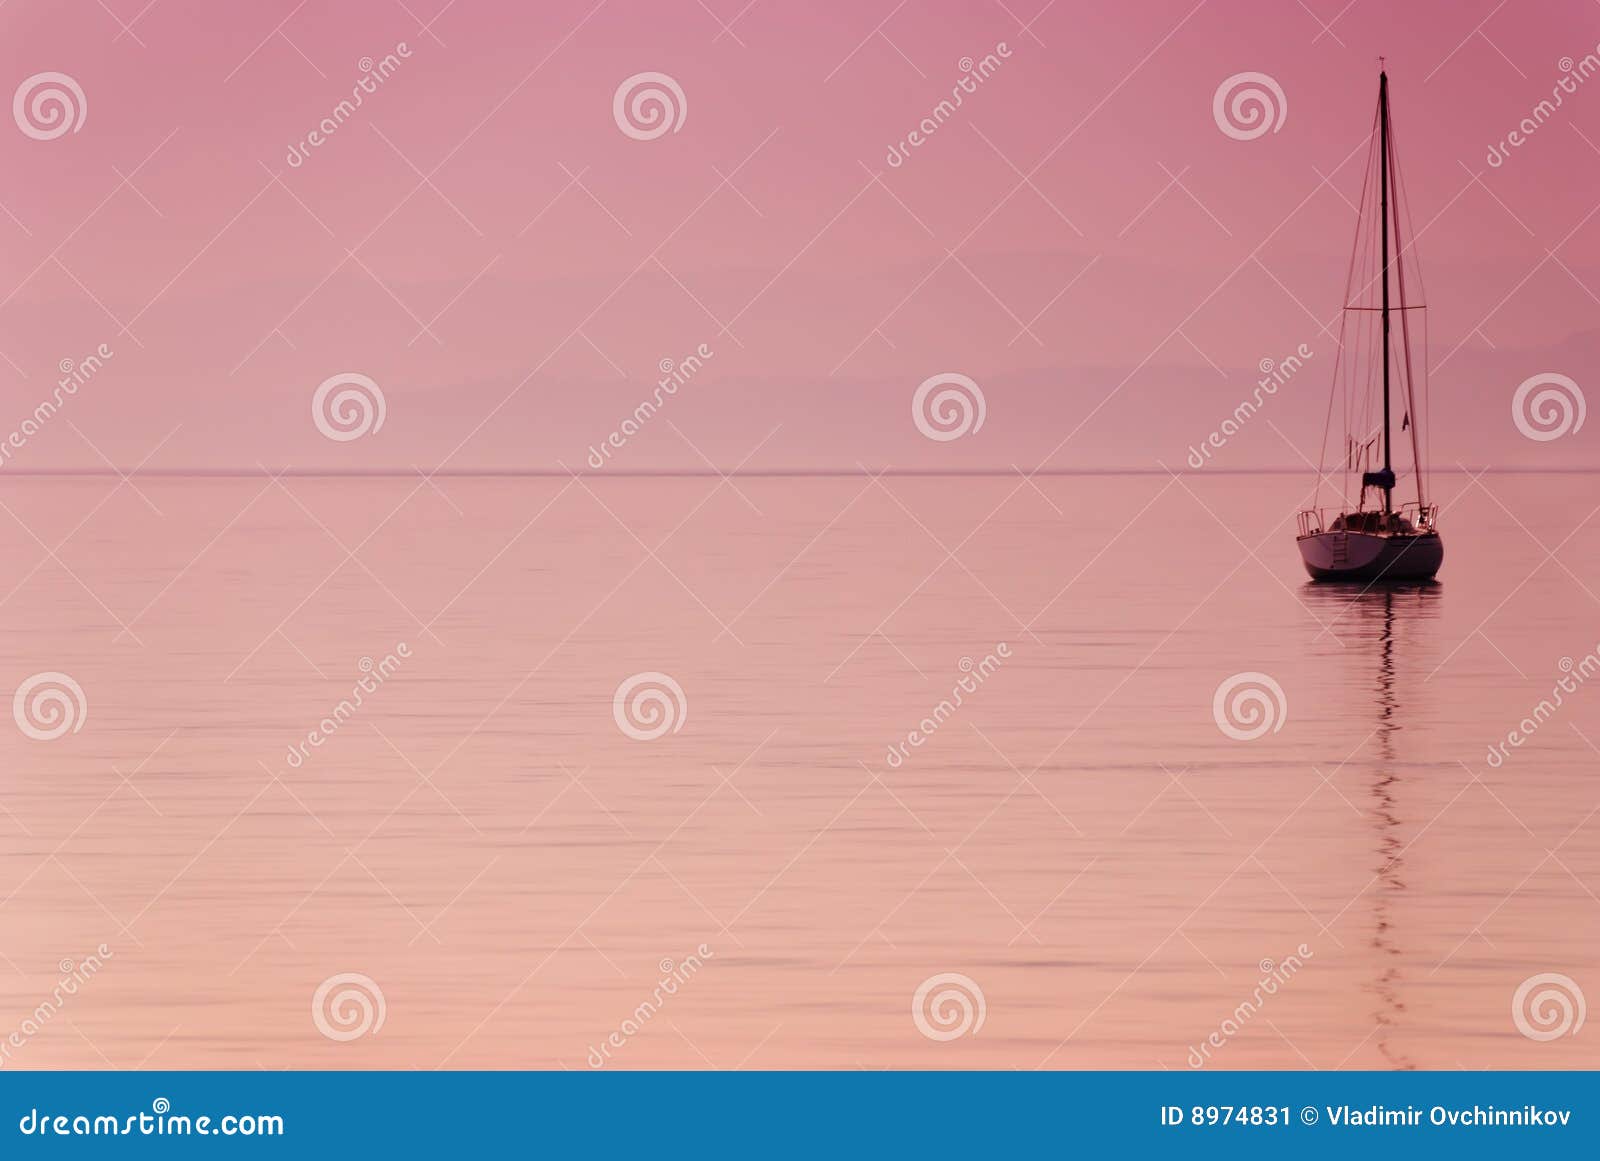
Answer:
1315 77 1432 522
1320 99 1382 516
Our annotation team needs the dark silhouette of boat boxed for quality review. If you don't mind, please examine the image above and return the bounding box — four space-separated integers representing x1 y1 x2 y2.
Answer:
1298 69 1442 583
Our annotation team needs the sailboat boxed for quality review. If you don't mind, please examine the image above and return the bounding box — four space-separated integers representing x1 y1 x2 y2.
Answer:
1297 69 1443 583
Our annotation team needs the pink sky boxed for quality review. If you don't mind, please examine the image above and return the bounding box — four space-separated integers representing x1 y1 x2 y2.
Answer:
2 0 1598 471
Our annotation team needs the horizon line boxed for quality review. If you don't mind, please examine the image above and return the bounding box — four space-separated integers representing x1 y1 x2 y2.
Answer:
0 466 1595 479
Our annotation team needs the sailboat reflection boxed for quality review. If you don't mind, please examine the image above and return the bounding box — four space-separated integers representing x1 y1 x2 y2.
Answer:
1303 581 1441 1068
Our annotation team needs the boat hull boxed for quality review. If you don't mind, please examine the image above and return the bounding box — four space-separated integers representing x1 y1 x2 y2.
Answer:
1297 530 1443 582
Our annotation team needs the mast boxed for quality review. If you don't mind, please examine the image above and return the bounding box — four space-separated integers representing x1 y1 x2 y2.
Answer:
1386 78 1426 514
1378 69 1392 516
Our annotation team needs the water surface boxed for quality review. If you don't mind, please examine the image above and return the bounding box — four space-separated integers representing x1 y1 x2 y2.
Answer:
1 473 1596 1069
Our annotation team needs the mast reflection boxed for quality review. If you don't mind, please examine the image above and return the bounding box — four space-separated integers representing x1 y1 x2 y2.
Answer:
1305 581 1440 1069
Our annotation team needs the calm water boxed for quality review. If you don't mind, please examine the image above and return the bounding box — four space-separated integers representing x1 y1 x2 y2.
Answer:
1 473 1596 1070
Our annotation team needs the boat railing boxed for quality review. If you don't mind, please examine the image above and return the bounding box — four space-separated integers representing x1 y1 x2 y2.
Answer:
1297 504 1438 537
1400 501 1439 531
1296 508 1327 536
